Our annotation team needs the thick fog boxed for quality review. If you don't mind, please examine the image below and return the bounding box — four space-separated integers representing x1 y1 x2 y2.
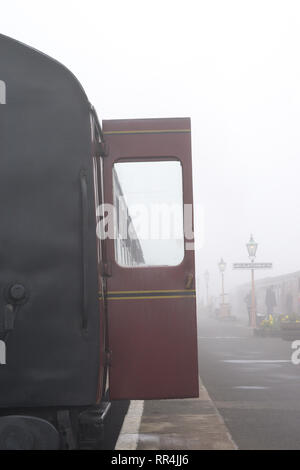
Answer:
1 0 300 300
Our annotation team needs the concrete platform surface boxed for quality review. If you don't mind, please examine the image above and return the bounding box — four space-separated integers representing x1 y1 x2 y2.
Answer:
115 380 237 450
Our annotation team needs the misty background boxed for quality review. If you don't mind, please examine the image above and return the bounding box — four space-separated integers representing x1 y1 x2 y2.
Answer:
1 0 300 302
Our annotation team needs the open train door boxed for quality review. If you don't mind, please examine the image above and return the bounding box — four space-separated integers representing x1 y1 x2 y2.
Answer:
102 118 199 400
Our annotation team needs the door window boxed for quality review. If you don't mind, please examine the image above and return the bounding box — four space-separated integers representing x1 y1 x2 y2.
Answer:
113 160 184 267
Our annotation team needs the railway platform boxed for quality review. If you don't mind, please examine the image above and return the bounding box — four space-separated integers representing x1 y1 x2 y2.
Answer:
115 380 236 450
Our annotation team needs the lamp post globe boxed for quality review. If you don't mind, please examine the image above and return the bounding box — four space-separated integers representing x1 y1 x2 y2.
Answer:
218 258 226 273
246 234 258 261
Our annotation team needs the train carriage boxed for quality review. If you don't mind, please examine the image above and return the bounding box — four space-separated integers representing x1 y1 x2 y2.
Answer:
0 34 199 449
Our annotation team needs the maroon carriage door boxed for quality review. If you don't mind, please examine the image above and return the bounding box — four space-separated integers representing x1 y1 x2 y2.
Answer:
102 118 199 400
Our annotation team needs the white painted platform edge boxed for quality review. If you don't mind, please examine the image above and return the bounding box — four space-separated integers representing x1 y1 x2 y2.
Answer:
115 400 144 450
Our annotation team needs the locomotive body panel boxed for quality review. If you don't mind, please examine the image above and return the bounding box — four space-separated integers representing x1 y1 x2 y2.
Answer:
0 34 102 407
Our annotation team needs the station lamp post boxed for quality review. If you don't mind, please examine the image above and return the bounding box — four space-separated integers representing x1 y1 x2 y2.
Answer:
218 258 226 309
234 235 272 328
204 270 209 307
247 234 258 327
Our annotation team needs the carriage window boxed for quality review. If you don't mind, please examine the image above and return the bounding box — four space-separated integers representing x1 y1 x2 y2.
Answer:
113 161 184 267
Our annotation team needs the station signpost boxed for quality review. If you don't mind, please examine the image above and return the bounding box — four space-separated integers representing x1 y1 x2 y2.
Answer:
233 263 273 270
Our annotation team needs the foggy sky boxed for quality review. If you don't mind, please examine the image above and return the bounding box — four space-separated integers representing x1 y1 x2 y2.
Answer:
1 0 300 299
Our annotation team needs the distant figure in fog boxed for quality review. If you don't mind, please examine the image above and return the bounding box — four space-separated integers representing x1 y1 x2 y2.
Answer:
265 286 276 317
285 289 294 317
244 291 252 326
